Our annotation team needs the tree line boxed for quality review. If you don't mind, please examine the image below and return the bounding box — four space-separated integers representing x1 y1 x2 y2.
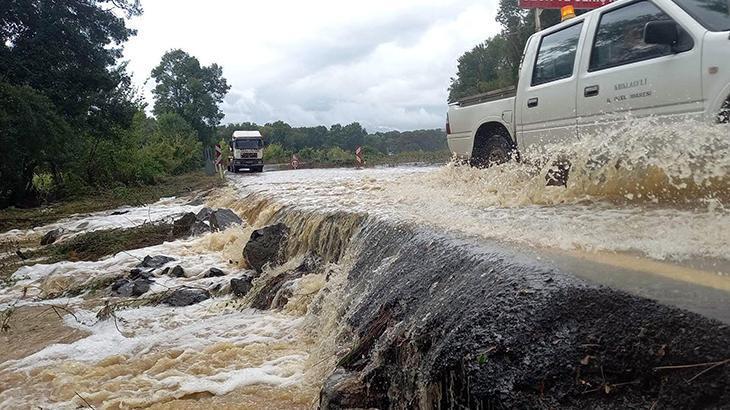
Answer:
217 121 446 164
448 0 562 102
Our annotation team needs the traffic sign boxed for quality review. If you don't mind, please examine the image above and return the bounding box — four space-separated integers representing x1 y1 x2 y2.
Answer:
291 154 300 170
214 144 222 165
355 146 364 167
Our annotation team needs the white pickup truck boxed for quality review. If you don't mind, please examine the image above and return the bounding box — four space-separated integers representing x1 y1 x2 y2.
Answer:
446 0 730 168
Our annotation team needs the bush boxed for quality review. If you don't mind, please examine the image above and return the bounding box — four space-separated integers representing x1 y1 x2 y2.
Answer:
263 144 290 163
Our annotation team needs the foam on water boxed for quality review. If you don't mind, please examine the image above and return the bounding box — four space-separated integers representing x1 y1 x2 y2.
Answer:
226 120 729 262
0 220 326 409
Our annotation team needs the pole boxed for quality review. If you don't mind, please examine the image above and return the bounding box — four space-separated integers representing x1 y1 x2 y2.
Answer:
534 8 542 32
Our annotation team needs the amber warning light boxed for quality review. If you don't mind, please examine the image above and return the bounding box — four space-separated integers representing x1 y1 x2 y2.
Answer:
561 5 577 20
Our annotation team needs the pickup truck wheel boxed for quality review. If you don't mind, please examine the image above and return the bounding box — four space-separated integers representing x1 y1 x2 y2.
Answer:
470 131 515 168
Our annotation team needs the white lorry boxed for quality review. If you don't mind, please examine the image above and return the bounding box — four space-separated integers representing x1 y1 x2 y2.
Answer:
228 130 264 173
446 0 730 168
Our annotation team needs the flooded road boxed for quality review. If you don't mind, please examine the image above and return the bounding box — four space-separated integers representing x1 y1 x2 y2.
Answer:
1 119 728 408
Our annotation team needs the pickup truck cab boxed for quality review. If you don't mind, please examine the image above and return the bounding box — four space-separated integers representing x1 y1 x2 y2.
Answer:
447 0 730 167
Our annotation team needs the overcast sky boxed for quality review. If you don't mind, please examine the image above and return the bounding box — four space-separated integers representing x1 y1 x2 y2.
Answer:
123 0 500 131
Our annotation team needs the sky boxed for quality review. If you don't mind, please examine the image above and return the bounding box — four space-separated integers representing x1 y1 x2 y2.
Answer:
123 0 501 131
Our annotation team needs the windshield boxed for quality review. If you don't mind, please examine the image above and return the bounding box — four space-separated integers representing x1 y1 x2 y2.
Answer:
234 139 262 149
672 0 730 31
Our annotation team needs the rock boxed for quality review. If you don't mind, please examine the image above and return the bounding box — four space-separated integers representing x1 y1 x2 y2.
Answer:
190 221 211 236
110 210 130 216
196 207 213 221
320 369 386 409
169 265 186 278
209 209 243 231
173 211 212 236
243 223 289 273
112 278 152 297
161 287 211 307
205 267 226 277
172 212 197 236
41 228 63 245
230 274 255 297
137 255 175 269
129 268 155 281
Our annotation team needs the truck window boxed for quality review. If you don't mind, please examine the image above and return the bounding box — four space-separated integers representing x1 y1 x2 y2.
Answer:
589 1 689 71
531 22 583 86
234 139 262 149
672 0 730 31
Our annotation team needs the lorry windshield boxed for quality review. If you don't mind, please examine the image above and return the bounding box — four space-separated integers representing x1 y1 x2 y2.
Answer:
672 0 730 31
234 139 262 149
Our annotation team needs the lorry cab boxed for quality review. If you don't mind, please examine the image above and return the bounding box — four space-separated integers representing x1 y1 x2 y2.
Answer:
228 130 264 173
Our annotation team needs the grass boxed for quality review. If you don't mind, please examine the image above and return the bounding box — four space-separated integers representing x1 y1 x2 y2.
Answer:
1 222 186 285
50 223 178 262
0 171 223 232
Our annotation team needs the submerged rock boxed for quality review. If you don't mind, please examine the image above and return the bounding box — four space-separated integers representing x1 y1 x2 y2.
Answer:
161 287 211 307
172 212 197 236
209 209 243 231
230 274 255 297
243 223 289 273
196 207 213 221
204 267 226 277
112 278 152 297
40 228 63 245
172 208 240 236
169 265 186 278
137 255 175 269
128 268 155 281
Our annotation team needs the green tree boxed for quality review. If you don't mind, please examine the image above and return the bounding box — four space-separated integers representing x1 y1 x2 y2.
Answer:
0 0 142 203
151 49 231 145
0 0 142 118
0 83 72 206
448 0 561 102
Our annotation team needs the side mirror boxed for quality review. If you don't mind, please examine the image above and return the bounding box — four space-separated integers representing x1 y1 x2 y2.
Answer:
643 20 678 46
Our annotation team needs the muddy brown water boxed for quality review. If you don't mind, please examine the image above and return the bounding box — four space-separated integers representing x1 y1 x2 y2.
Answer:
0 120 729 408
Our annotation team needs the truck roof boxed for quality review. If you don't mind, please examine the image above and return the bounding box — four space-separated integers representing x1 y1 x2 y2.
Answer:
232 130 262 138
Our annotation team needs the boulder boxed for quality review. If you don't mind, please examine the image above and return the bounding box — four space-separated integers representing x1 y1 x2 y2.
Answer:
172 212 197 236
230 274 255 297
243 223 289 273
209 209 243 231
161 287 211 307
129 268 155 281
190 221 211 236
169 265 186 278
173 211 212 236
196 207 213 221
137 255 175 269
41 228 63 245
112 278 152 297
204 267 226 277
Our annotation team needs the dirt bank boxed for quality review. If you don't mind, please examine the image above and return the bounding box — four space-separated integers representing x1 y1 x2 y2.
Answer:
238 202 730 409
